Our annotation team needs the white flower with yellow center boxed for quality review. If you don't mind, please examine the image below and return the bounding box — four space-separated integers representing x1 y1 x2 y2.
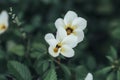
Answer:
45 27 78 57
85 73 93 80
0 11 9 34
55 11 87 43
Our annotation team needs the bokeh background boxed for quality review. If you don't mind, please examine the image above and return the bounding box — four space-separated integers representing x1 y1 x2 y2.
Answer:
0 0 120 80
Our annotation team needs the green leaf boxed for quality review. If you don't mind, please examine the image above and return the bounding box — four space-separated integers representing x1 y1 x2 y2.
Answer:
42 61 49 72
60 64 71 80
106 56 114 63
7 61 32 80
117 71 120 80
75 65 88 80
110 46 117 59
96 66 112 75
0 75 6 80
34 60 49 75
34 60 44 75
31 42 47 60
107 72 115 80
43 68 57 80
30 51 40 58
7 41 24 56
86 55 97 70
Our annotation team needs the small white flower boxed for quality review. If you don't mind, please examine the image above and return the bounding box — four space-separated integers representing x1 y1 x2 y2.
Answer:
45 27 78 57
0 11 9 34
85 73 93 80
55 11 87 43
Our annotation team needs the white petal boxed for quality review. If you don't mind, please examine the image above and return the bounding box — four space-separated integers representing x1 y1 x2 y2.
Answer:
55 18 66 29
45 33 55 41
73 29 84 43
56 27 67 42
72 17 87 30
0 11 9 27
49 46 60 57
64 11 77 25
61 45 74 57
0 30 6 34
45 33 58 47
62 34 78 48
85 73 93 80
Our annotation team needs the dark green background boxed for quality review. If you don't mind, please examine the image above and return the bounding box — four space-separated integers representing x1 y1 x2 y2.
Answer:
0 0 120 80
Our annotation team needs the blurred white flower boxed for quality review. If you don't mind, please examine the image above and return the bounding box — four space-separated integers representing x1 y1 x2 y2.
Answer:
85 73 93 80
55 11 87 43
0 11 9 34
45 27 78 57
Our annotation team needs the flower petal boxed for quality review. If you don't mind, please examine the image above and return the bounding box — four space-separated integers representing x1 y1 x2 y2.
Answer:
56 27 67 42
64 11 77 25
45 33 55 41
73 29 84 43
72 17 87 30
45 33 58 47
55 18 65 29
49 46 60 57
61 45 74 57
62 34 78 48
0 11 9 27
0 30 6 34
85 73 93 80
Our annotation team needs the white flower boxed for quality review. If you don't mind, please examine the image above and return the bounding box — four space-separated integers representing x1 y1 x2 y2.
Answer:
0 11 9 34
55 11 87 43
85 73 93 80
45 27 78 57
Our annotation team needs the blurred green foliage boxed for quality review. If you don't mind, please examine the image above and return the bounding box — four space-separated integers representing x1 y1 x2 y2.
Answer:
0 0 120 80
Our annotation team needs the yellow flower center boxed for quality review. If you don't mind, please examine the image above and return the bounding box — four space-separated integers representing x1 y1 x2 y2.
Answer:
0 24 6 30
65 24 74 35
54 43 61 53
66 27 73 35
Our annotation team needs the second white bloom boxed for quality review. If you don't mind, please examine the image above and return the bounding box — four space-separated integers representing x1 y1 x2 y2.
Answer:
45 27 78 57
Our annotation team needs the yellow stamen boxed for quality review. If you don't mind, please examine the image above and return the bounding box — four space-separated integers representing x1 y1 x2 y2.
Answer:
66 27 73 35
65 24 74 35
54 43 61 53
0 24 6 30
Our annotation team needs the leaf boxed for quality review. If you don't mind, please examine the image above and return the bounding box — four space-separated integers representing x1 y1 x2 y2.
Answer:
7 61 32 80
0 75 6 80
60 64 71 80
110 46 117 59
34 60 49 75
42 61 49 72
86 55 97 70
7 41 24 56
106 56 114 63
30 51 40 58
31 42 47 59
107 72 115 80
117 70 120 80
96 66 112 75
34 60 44 75
75 65 88 80
43 68 57 80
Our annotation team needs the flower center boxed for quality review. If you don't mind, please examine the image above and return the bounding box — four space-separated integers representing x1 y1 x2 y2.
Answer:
66 27 73 35
0 24 6 30
112 60 120 71
54 43 61 53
